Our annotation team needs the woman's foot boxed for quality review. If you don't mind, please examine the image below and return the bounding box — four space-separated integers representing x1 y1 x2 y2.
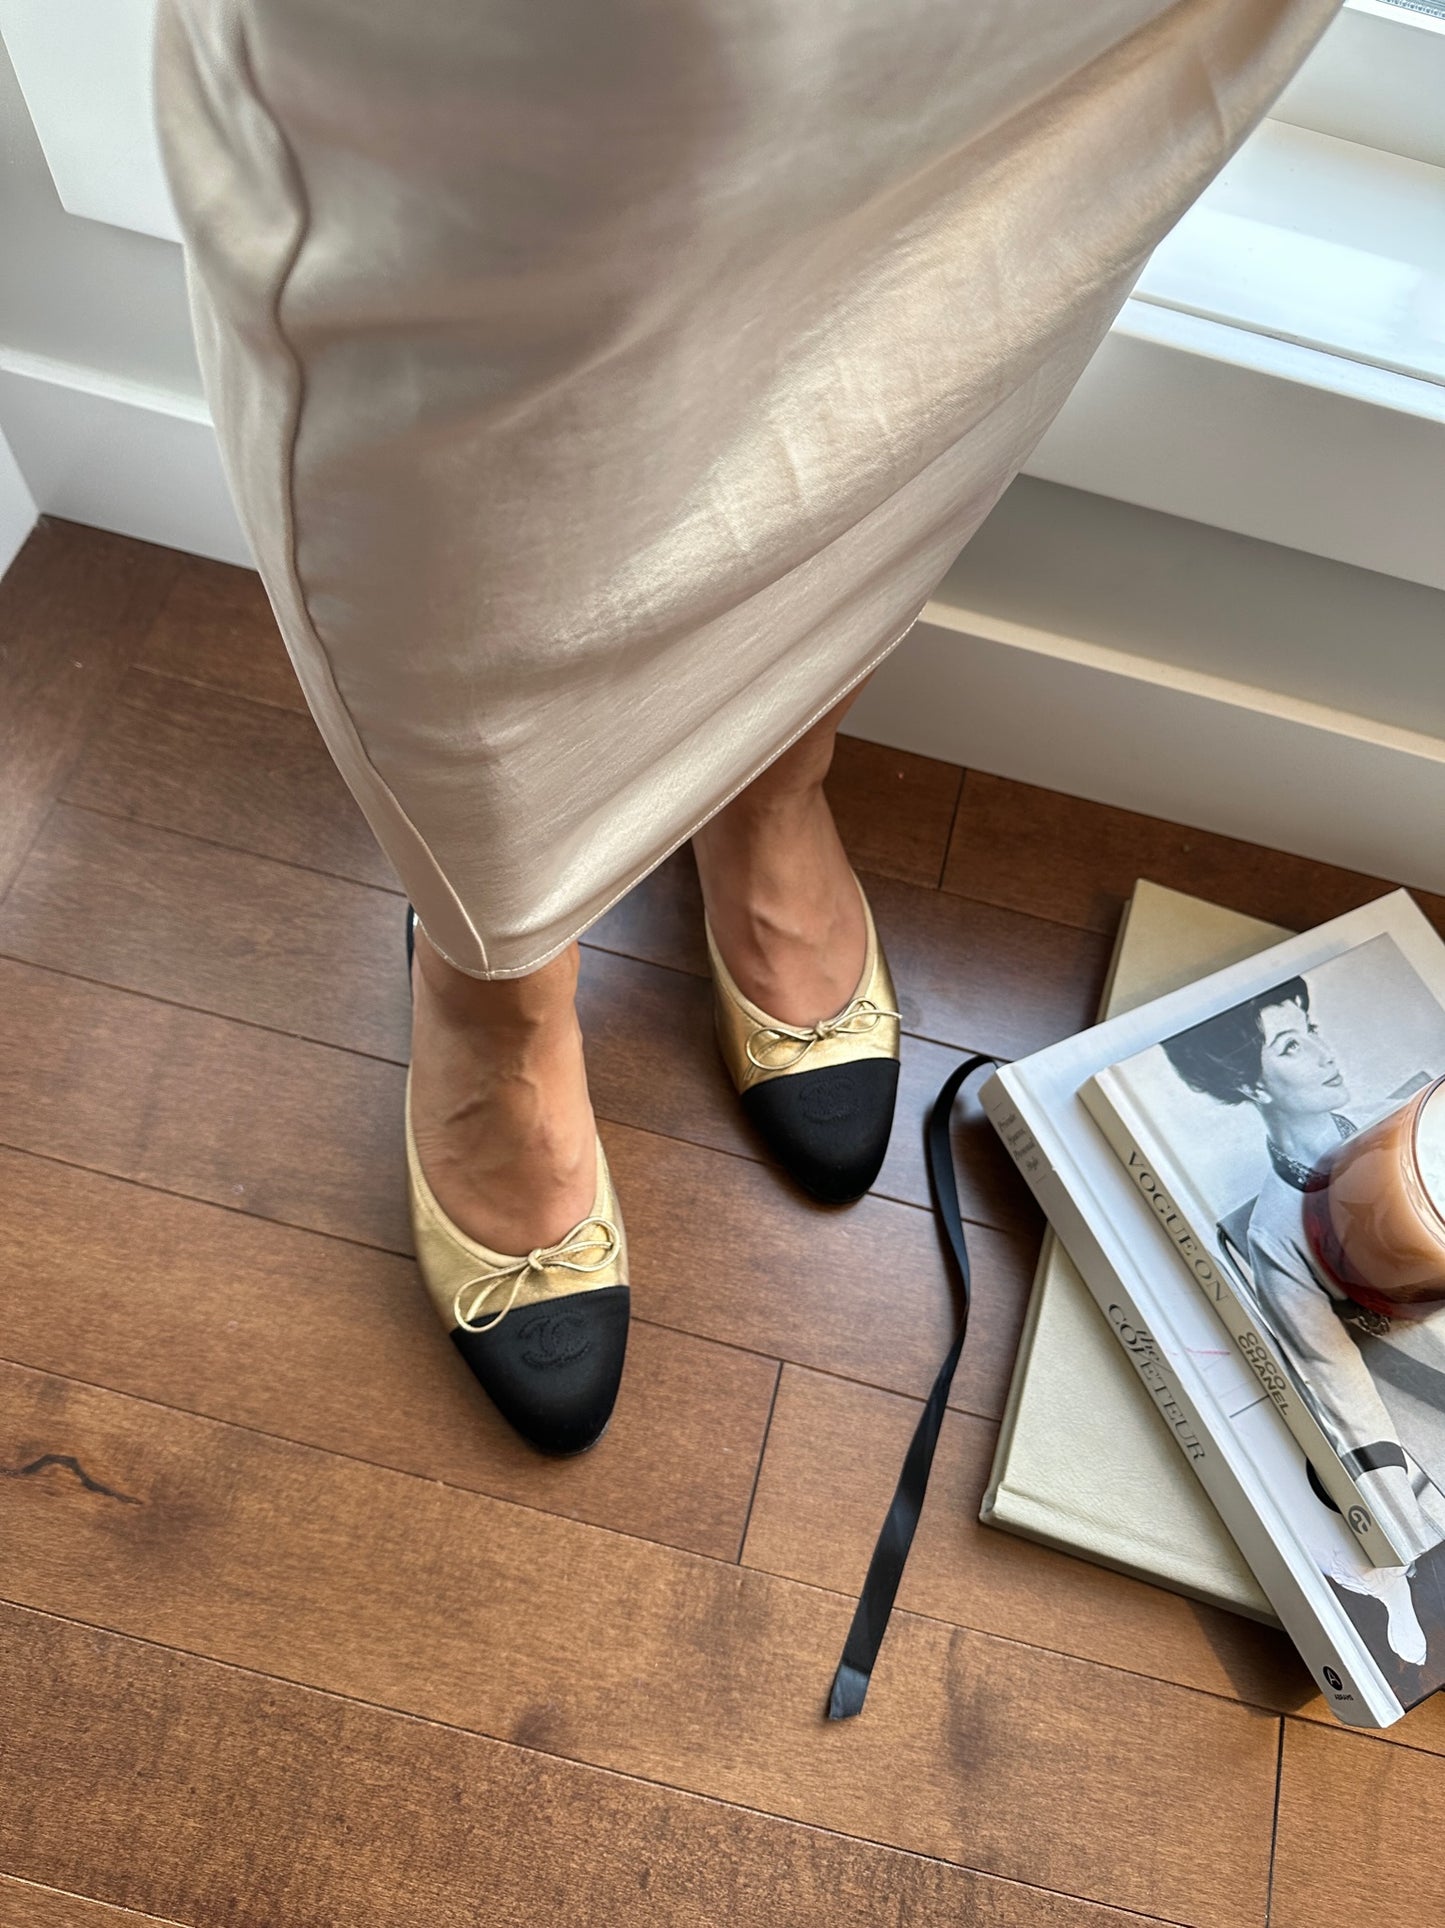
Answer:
692 681 900 1205
408 927 599 1256
691 690 869 1023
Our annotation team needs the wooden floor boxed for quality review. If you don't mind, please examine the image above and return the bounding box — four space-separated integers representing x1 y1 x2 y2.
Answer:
2 517 1443 1928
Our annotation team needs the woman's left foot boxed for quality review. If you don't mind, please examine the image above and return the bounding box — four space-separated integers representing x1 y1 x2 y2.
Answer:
691 782 867 1026
692 769 901 1205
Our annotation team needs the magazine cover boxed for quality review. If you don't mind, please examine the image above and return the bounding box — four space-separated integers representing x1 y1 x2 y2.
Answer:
1083 933 1445 1570
981 890 1445 1727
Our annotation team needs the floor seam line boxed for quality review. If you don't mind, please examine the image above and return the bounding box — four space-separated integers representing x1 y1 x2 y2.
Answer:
0 1870 193 1926
934 763 968 890
735 1359 785 1563
1264 1714 1285 1925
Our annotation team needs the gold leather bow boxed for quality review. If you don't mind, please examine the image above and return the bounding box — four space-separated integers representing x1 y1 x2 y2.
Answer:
452 1217 622 1333
745 996 902 1072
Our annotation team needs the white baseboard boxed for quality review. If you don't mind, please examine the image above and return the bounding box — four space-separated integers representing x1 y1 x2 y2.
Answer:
850 600 1445 897
0 420 37 576
0 350 250 565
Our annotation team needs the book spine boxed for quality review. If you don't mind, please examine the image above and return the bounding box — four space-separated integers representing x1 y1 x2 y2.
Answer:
1084 1082 1405 1571
981 1070 1398 1729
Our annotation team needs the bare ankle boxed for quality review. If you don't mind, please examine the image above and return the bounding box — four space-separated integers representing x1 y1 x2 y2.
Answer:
690 784 865 1027
414 927 580 1031
408 927 597 1250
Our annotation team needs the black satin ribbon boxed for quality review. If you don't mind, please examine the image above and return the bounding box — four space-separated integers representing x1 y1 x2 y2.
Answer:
827 1053 996 1720
1342 1441 1410 1478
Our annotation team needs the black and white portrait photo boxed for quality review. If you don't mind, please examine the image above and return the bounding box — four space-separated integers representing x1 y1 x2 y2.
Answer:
1112 935 1445 1683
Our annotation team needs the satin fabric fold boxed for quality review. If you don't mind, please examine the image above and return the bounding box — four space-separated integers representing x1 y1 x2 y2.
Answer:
154 0 1339 975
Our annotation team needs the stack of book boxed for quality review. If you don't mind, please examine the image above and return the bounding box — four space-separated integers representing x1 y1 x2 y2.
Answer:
982 881 1445 1729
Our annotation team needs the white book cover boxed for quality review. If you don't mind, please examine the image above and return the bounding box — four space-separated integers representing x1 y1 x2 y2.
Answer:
982 888 1445 1729
1084 935 1445 1572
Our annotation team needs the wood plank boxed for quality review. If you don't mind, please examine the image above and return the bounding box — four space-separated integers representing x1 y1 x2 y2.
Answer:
0 805 409 1061
62 669 394 890
0 960 1033 1413
743 1366 1308 1712
588 849 711 975
589 851 1114 1060
869 871 1113 1057
0 956 410 1254
131 558 963 883
942 771 1445 939
0 520 181 900
733 1365 1445 1758
607 1126 1034 1418
1272 1720 1445 1928
744 1380 1445 1758
62 632 972 962
1 801 1039 1240
0 1877 187 1926
137 557 304 713
0 1370 1280 1927
1308 1684 1445 1754
58 662 1103 1064
825 735 962 888
0 1605 1168 1928
746 1374 1445 1756
0 1146 775 1562
1290 1660 1445 1754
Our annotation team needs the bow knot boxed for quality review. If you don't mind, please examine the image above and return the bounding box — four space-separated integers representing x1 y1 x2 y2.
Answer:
452 1217 621 1333
745 996 901 1072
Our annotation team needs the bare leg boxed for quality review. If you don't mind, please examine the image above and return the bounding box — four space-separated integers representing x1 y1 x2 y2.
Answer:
409 930 597 1253
409 675 870 1249
691 680 871 1025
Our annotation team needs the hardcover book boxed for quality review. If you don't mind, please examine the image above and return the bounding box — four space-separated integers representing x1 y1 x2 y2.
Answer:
981 887 1445 1729
981 881 1280 1623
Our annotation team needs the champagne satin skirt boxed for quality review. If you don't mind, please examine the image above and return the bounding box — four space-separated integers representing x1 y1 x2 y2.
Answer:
153 0 1338 977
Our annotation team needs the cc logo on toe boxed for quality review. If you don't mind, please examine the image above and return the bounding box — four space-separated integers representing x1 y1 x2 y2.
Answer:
519 1310 592 1370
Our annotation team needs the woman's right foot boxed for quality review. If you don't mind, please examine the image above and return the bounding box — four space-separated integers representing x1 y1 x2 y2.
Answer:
407 923 599 1256
405 915 630 1457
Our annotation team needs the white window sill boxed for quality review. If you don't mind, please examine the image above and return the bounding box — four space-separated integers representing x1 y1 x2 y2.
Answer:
1028 111 1445 592
1136 119 1444 394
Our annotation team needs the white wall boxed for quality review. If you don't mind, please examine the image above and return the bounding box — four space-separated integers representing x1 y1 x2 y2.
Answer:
0 25 251 563
0 25 198 397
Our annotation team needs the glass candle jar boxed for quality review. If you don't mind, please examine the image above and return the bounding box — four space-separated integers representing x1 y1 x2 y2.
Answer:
1303 1075 1445 1322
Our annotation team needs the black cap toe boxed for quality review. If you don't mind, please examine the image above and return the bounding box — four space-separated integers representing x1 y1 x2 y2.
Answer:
450 1284 630 1455
742 1058 900 1205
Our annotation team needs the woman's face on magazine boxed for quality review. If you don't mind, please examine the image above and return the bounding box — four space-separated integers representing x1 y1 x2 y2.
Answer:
1253 1001 1349 1115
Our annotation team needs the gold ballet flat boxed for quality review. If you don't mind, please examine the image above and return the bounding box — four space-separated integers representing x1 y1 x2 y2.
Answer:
405 907 629 1454
705 868 902 1204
